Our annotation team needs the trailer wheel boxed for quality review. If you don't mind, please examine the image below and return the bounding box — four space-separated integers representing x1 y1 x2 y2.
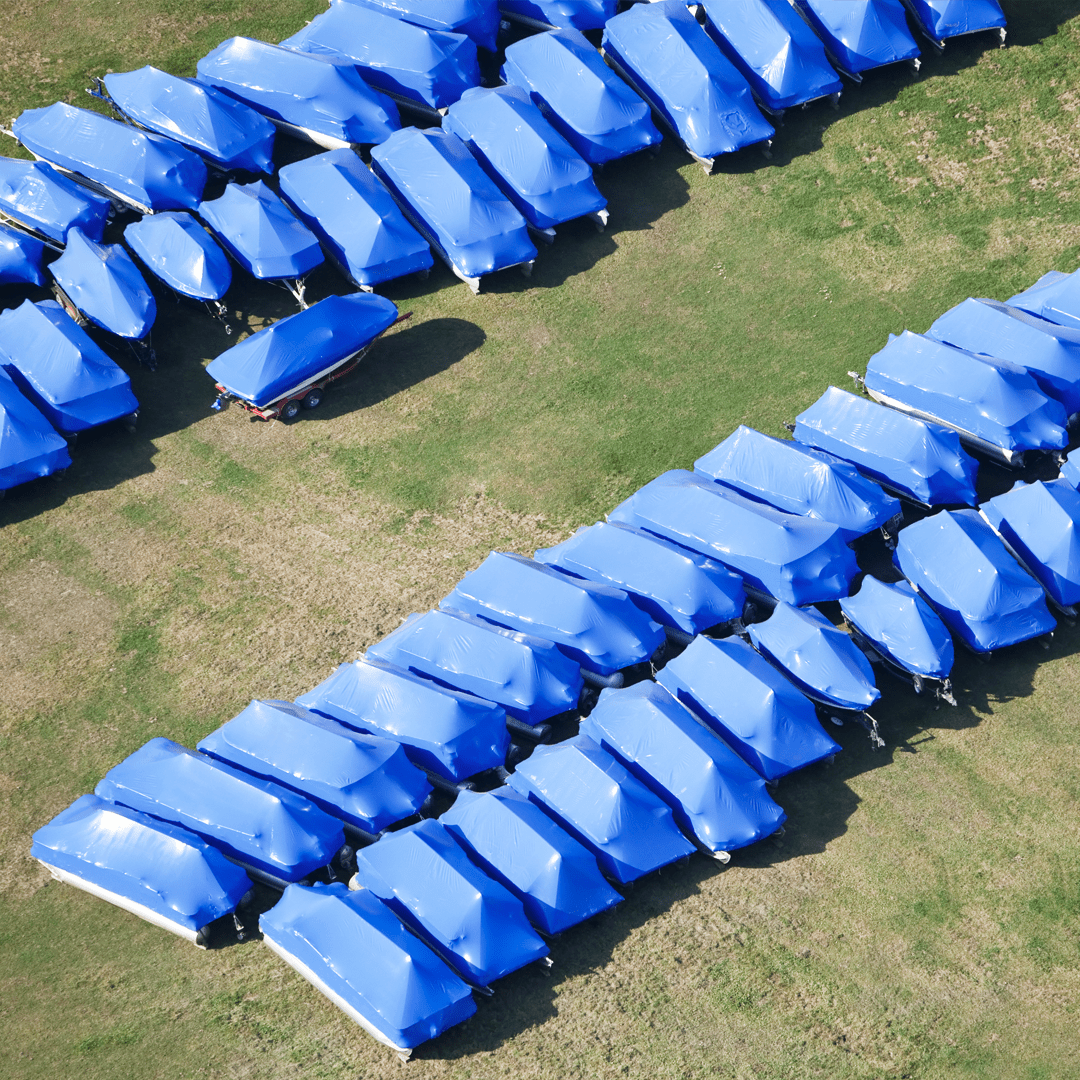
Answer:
303 388 323 410
281 399 301 420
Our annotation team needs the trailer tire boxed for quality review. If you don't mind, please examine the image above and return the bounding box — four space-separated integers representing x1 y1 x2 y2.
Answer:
281 400 301 420
303 388 323 410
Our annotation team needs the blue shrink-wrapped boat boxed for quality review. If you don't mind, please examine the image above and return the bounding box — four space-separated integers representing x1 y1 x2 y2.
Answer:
861 331 1069 467
440 786 623 934
900 0 1006 49
282 2 480 114
367 608 584 727
197 699 432 837
261 882 476 1057
10 102 207 214
0 299 138 434
894 510 1056 653
440 551 665 677
1009 269 1080 332
535 520 747 638
506 735 697 884
695 426 902 543
443 85 608 236
98 67 276 174
0 222 46 286
353 818 549 988
0 158 111 245
791 0 920 79
370 127 537 293
501 29 662 165
197 37 400 149
278 150 432 290
95 738 346 884
1060 453 1080 490
601 2 774 173
794 386 979 508
657 635 840 780
0 368 71 492
498 1 615 31
32 794 253 946
608 469 860 605
581 681 786 857
341 0 501 52
298 655 511 782
698 0 842 114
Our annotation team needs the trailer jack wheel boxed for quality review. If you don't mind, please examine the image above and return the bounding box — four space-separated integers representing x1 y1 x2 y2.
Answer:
281 399 301 421
303 388 323 410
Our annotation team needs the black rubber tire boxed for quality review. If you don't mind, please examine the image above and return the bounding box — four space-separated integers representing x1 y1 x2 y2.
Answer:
281 399 301 420
303 388 323 410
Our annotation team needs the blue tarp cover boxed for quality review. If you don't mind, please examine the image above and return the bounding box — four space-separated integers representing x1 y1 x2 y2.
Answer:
206 292 398 407
0 158 111 244
535 520 747 636
32 794 252 939
602 3 774 162
0 299 138 433
95 738 345 882
125 212 232 302
607 469 859 605
281 2 480 111
370 127 537 281
839 575 954 680
444 85 607 231
440 551 665 675
0 222 46 286
695 426 901 543
1060 454 1080 490
197 37 400 149
865 331 1069 459
440 786 623 934
260 882 476 1050
501 29 662 165
894 510 1056 652
341 0 501 52
794 385 979 507
297 655 510 781
12 102 207 213
581 681 786 854
367 608 584 725
197 699 432 836
792 0 920 75
506 734 697 884
499 1 615 31
657 635 840 780
353 818 548 986
746 601 881 712
903 0 1005 42
103 67 276 174
1010 269 1080 332
0 368 71 490
50 228 156 340
278 150 432 288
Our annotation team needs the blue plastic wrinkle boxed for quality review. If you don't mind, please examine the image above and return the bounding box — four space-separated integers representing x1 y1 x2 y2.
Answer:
0 158 111 244
440 550 665 676
443 85 607 231
501 28 662 165
196 37 400 149
656 635 840 780
340 0 501 52
535 520 746 636
94 737 345 882
205 292 398 408
791 0 920 76
794 385 978 507
695 425 901 543
32 793 253 940
440 786 623 935
839 575 954 681
746 601 881 712
864 331 1069 460
352 818 548 987
367 608 584 725
0 368 71 491
124 212 232 302
902 0 1005 43
894 510 1056 653
260 882 476 1050
1009 269 1080 333
602 2 774 164
281 1 480 111
505 734 697 884
498 1 616 31
1060 454 1080 490
197 699 432 836
0 299 138 433
581 681 786 854
0 221 46 286
370 127 537 282
296 655 511 782
102 67 276 174
12 102 207 213
607 469 859 605
49 227 156 340
278 150 432 289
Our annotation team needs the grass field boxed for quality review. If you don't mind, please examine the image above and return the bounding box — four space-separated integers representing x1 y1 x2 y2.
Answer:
2 2 1080 1077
